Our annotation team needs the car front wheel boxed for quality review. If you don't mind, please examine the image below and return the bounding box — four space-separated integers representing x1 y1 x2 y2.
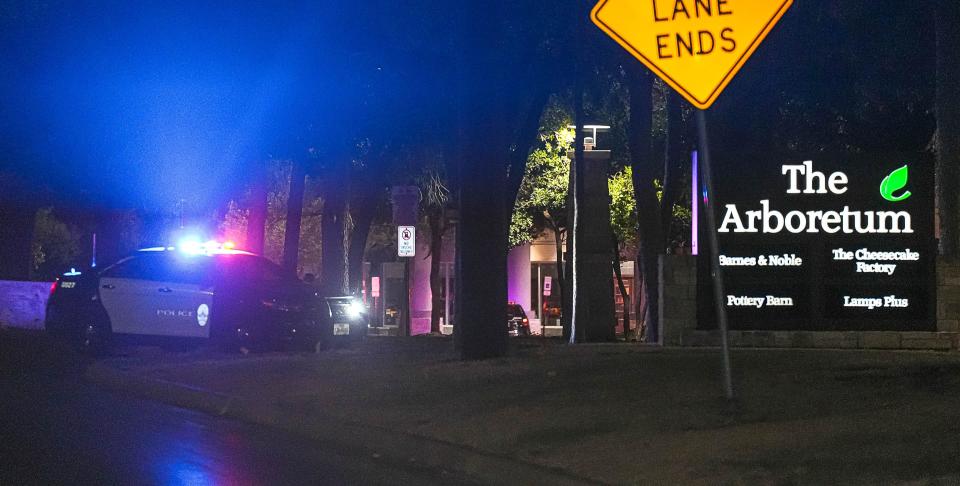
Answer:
77 314 112 357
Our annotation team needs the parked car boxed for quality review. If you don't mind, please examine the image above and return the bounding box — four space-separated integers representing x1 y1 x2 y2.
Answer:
507 302 530 336
45 242 366 355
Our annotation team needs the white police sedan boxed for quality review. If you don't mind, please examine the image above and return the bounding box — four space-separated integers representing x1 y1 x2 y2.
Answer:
45 242 366 355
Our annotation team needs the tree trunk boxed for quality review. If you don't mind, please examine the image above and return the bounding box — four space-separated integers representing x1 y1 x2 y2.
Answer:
628 68 663 343
0 205 36 280
346 202 374 294
282 159 307 275
659 92 687 249
505 88 552 221
551 223 566 329
321 161 348 296
457 136 508 358
428 208 446 334
937 0 960 258
455 0 509 360
612 233 631 340
246 163 268 256
636 275 649 340
342 205 351 293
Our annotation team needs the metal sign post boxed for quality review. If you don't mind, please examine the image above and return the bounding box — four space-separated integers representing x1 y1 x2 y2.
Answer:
396 226 415 336
696 110 734 400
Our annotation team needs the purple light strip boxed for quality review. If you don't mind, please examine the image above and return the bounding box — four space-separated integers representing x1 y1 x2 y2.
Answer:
692 151 699 256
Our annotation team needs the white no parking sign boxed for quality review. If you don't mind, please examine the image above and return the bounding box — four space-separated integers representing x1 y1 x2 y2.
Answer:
398 226 415 257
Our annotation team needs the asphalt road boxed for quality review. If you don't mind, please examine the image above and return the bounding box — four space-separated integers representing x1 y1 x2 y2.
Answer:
0 329 471 486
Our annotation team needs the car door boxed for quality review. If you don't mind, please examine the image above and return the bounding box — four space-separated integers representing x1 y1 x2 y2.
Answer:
99 255 163 335
213 255 291 327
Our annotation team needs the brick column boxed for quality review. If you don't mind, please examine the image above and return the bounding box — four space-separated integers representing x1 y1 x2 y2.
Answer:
937 258 960 333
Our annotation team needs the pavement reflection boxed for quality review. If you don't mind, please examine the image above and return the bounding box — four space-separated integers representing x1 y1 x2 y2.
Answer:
0 330 466 486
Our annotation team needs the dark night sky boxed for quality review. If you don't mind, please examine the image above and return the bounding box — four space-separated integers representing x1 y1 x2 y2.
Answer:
0 0 938 214
0 1 452 213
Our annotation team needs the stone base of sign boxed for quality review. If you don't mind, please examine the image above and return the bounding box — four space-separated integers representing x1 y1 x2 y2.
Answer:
659 255 960 351
678 329 960 351
659 255 698 346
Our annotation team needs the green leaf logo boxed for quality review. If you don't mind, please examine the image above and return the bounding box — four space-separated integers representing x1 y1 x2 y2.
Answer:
880 165 911 202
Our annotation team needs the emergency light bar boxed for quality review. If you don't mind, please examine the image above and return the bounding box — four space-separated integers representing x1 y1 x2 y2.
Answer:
174 238 242 256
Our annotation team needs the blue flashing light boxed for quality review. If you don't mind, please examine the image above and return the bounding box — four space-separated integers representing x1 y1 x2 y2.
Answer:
177 237 203 255
64 268 82 277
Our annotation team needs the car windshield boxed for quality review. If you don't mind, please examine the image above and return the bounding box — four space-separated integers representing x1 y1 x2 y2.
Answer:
507 304 525 318
102 253 213 284
213 254 290 285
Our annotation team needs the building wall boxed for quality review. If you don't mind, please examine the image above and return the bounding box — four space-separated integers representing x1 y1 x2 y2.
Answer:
507 244 532 318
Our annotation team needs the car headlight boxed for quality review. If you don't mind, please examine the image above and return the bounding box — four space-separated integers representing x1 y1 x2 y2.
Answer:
347 299 365 319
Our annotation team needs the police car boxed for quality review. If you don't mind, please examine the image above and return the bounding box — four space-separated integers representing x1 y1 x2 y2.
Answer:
45 241 366 355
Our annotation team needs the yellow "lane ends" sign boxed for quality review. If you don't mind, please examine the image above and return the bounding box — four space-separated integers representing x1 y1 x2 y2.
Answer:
592 0 793 109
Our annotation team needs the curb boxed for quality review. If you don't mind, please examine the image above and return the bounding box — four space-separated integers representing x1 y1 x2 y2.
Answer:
85 363 604 486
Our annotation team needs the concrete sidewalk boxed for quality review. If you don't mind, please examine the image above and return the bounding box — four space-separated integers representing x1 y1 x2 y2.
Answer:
86 337 960 485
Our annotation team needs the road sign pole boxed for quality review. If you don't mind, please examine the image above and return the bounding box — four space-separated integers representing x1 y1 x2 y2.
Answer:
696 110 735 400
403 258 410 337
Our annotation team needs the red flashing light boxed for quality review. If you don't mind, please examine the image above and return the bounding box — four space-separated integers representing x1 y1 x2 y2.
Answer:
49 280 58 297
176 239 250 256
